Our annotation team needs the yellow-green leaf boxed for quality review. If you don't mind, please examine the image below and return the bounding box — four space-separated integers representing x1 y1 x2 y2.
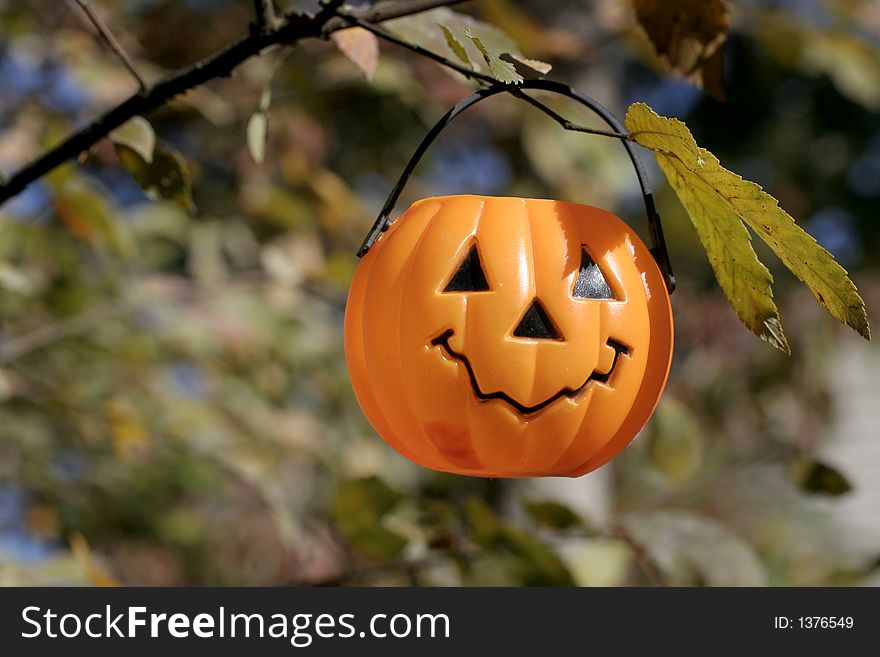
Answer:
109 116 155 164
439 23 472 66
388 8 529 83
626 102 870 350
463 26 523 84
116 143 196 213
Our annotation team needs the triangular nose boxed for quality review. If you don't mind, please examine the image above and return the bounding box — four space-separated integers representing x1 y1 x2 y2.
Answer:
513 299 563 341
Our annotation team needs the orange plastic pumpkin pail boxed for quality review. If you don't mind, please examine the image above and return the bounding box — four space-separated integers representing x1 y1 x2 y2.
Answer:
345 81 675 478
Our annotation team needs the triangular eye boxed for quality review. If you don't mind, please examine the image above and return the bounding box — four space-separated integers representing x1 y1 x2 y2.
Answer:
443 243 490 293
573 248 614 299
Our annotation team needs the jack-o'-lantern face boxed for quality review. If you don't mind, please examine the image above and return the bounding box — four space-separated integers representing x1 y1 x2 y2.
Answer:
345 195 673 478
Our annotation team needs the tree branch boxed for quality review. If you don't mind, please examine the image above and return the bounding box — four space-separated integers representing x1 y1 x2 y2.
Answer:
0 0 470 208
71 0 147 91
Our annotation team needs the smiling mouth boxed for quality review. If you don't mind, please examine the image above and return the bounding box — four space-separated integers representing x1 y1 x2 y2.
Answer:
429 329 631 415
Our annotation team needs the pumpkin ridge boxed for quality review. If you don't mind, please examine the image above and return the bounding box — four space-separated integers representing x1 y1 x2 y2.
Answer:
344 249 406 458
520 198 540 411
563 210 672 475
374 201 446 467
549 209 641 472
405 198 483 468
461 198 488 468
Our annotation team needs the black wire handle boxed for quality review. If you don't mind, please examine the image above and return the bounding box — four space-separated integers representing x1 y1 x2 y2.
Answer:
357 79 675 293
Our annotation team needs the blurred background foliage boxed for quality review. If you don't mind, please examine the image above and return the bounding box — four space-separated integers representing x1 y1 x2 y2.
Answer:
1 0 879 586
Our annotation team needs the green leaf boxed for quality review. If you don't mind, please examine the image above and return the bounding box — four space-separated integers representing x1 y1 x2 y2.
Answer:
109 117 156 164
789 459 853 496
345 525 408 561
116 143 196 213
626 102 870 350
439 23 472 67
523 499 585 530
331 477 408 561
418 497 458 529
333 476 403 521
463 26 523 84
465 498 574 586
648 397 703 484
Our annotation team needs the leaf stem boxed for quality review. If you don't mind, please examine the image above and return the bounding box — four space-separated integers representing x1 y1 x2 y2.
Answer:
71 0 148 92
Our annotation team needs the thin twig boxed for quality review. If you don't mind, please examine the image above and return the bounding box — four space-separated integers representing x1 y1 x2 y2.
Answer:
345 14 631 141
0 0 470 208
511 89 630 140
0 301 127 364
71 0 147 92
252 0 277 33
345 15 496 85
